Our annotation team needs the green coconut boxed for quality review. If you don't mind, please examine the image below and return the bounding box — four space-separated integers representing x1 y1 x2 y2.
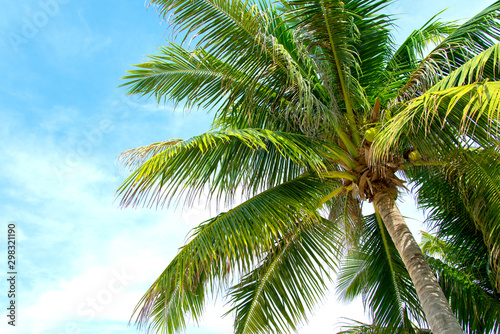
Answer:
365 127 378 142
409 150 421 162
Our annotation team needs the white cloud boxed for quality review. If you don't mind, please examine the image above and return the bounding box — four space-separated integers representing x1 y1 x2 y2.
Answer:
0 107 210 332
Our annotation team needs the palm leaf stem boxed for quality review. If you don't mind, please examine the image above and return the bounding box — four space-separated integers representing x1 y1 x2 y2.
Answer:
320 0 361 146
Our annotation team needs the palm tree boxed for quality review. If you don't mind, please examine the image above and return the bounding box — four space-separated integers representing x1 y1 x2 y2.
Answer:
117 1 500 333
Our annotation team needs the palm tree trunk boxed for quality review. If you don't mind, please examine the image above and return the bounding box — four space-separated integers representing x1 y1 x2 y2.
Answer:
372 190 463 334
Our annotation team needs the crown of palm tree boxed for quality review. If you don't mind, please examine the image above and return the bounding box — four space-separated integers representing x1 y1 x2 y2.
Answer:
117 1 500 333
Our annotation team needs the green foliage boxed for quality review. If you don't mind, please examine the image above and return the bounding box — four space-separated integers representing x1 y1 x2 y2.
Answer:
422 233 500 333
337 213 426 331
407 148 500 332
337 212 500 334
118 129 355 207
132 174 340 333
410 148 500 292
118 0 500 332
337 319 432 334
228 218 342 334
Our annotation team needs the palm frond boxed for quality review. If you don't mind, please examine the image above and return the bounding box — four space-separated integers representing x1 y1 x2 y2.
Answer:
337 318 431 334
285 0 363 143
421 233 500 333
428 256 500 334
388 11 457 72
122 11 346 137
337 213 426 330
283 0 394 137
117 128 355 208
429 42 500 92
372 81 500 160
396 1 500 101
148 0 269 60
121 44 277 110
119 139 182 169
327 192 363 249
131 173 335 333
409 148 500 292
228 218 341 334
345 0 394 103
383 13 458 101
132 258 207 334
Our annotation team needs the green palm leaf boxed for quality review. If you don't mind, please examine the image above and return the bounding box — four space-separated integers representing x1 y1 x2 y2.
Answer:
130 174 337 333
118 128 355 208
121 11 345 137
373 81 500 160
327 191 363 249
121 44 274 109
388 12 457 72
344 0 394 101
383 12 458 101
285 0 367 143
422 233 500 333
396 1 500 101
337 213 426 330
149 0 269 60
228 218 341 334
429 42 500 92
410 148 500 292
337 318 431 334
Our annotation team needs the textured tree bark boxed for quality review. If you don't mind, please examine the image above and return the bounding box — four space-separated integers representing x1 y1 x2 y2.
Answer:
373 190 463 334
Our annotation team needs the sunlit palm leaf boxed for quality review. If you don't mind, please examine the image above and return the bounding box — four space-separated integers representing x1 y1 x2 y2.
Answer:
373 81 500 159
121 44 277 109
118 128 355 208
122 5 344 136
285 0 367 143
429 42 500 92
388 12 457 72
149 0 269 60
396 1 500 101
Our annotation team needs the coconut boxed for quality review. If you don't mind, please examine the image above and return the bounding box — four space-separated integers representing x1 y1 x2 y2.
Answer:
409 150 421 162
365 127 378 142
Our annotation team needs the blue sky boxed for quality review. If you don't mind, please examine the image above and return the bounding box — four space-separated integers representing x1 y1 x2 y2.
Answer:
0 1 495 333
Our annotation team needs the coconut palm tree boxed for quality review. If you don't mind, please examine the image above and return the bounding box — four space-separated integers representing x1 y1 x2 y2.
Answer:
117 1 500 333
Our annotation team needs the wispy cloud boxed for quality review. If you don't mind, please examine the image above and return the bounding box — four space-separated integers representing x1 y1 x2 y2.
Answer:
0 103 214 333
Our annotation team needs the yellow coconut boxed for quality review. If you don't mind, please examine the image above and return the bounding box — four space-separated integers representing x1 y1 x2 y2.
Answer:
365 127 378 142
409 150 421 162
